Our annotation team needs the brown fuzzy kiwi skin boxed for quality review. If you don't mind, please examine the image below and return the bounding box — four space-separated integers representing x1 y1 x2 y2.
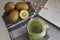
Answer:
15 2 29 10
4 2 15 12
8 10 19 23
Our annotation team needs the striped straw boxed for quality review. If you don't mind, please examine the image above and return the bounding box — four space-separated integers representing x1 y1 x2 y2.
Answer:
23 0 28 2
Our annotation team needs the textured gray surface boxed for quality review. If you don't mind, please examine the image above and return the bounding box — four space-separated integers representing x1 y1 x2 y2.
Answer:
15 33 50 40
0 0 60 40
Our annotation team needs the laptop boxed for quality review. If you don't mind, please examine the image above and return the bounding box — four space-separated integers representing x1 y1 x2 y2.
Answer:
39 0 60 28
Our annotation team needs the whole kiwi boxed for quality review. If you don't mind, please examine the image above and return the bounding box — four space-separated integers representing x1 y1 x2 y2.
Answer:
4 2 15 12
15 2 29 10
8 10 19 23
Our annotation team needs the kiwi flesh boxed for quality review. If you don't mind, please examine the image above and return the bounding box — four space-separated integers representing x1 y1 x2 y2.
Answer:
19 10 29 19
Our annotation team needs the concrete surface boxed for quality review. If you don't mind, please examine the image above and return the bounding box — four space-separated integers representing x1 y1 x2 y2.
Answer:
0 0 60 40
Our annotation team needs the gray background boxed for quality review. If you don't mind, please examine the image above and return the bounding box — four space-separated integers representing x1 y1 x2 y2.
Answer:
0 0 60 40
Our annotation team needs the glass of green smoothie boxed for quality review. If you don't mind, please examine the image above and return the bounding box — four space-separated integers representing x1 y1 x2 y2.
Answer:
27 18 46 40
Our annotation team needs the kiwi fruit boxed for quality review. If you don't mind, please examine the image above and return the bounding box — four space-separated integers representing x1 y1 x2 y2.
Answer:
19 10 29 19
4 2 15 12
16 2 28 10
8 10 19 23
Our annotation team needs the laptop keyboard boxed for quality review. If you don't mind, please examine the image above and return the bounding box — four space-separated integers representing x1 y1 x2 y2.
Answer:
39 0 60 28
49 0 60 9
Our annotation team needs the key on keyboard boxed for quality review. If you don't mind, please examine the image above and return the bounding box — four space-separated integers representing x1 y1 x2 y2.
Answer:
49 0 60 9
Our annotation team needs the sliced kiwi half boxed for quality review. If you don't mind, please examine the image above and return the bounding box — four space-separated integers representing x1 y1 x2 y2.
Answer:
19 10 29 19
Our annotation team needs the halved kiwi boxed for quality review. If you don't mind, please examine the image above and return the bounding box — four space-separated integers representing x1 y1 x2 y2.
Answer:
19 10 29 19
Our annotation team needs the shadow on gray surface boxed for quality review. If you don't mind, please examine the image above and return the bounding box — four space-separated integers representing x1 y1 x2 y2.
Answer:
15 33 51 40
